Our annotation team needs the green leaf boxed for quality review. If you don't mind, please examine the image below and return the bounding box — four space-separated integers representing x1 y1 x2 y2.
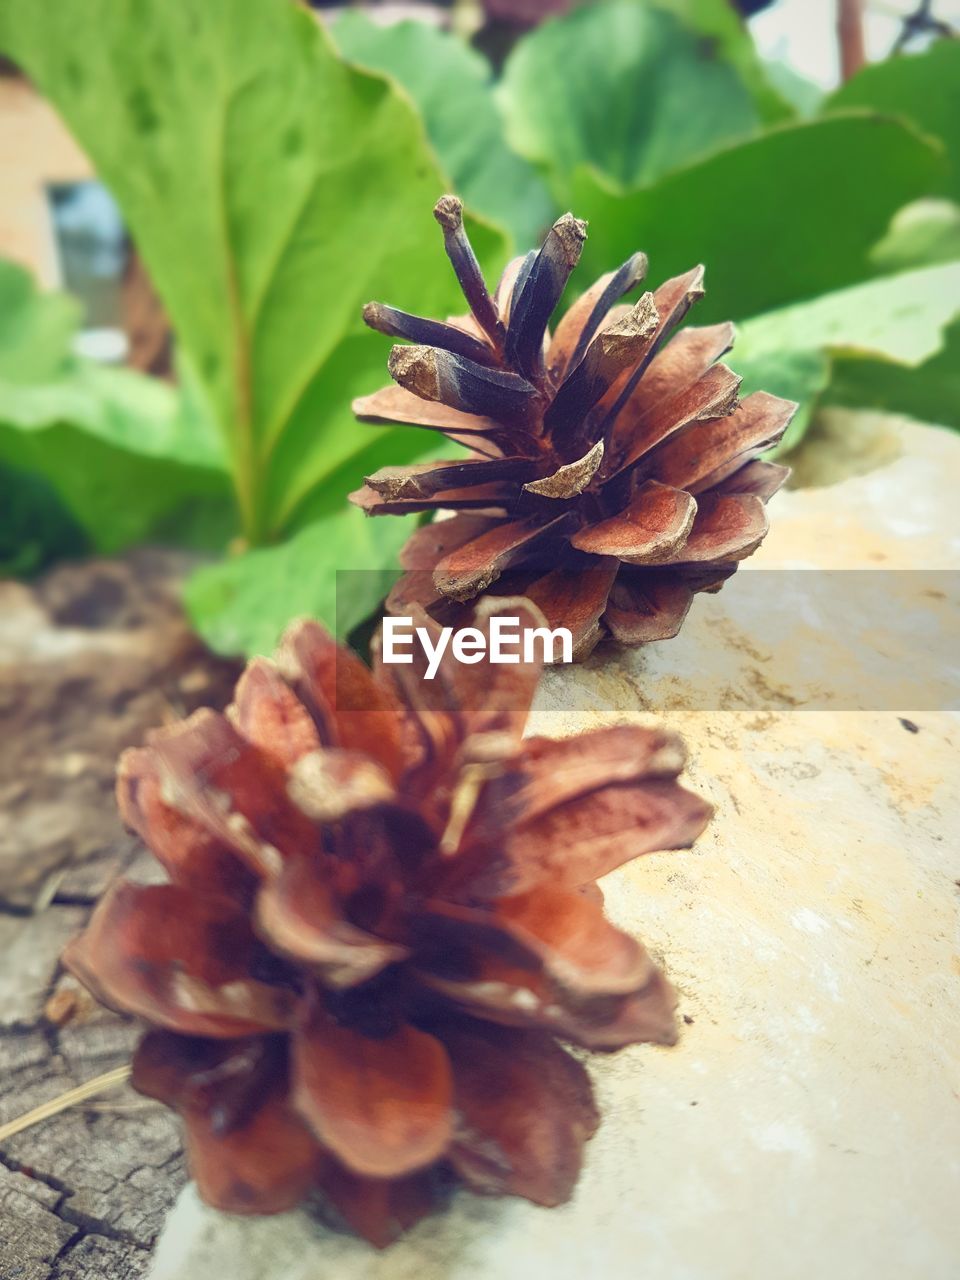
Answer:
0 459 90 576
729 261 960 450
184 506 415 658
825 41 960 204
761 59 824 118
869 199 960 273
734 261 960 368
0 260 80 383
331 13 555 248
733 348 830 457
0 417 234 555
569 114 945 323
0 258 233 555
0 0 509 550
499 0 761 198
653 0 795 124
827 318 960 432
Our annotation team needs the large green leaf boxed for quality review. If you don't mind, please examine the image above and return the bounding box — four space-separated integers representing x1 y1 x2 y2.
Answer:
184 506 414 658
730 261 960 451
331 13 555 249
499 0 762 198
0 460 90 577
0 259 232 555
827 319 960 432
734 261 960 368
869 199 960 273
0 261 80 384
654 0 795 124
0 418 234 555
569 114 945 323
0 0 508 551
825 41 960 204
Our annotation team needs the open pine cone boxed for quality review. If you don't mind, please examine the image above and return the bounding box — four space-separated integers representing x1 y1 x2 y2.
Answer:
64 605 711 1247
351 196 797 658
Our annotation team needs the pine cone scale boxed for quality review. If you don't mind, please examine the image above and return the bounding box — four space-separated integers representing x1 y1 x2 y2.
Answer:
463 777 712 900
64 883 297 1038
253 851 409 989
441 1021 598 1207
604 573 695 645
622 320 736 422
432 514 578 602
672 492 769 564
184 1087 322 1216
569 479 697 563
548 250 649 381
291 1011 454 1180
657 389 797 494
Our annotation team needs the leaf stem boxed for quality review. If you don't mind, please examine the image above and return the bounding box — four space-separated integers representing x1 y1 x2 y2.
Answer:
837 0 866 82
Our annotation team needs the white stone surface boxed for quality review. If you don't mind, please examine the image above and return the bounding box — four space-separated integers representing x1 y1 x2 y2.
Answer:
150 422 960 1280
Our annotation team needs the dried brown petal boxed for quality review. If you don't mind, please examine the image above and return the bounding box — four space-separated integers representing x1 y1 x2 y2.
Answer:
254 852 407 989
64 883 296 1037
318 1161 441 1249
184 1090 322 1215
276 620 406 782
463 778 712 899
116 748 253 901
292 1008 454 1178
443 1022 599 1206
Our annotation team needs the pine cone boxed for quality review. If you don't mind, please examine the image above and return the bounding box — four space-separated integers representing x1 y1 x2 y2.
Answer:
64 605 711 1246
351 197 796 658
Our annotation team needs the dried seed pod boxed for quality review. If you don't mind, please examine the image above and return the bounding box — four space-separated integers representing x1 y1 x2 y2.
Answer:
64 610 711 1245
351 199 796 657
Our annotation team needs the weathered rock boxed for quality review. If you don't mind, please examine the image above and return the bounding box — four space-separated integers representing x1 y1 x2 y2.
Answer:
149 421 960 1280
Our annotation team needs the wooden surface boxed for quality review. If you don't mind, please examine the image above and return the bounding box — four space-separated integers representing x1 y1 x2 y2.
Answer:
0 551 239 1278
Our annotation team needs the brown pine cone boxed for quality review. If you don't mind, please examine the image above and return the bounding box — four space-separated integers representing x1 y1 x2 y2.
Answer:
351 196 796 658
64 604 711 1246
